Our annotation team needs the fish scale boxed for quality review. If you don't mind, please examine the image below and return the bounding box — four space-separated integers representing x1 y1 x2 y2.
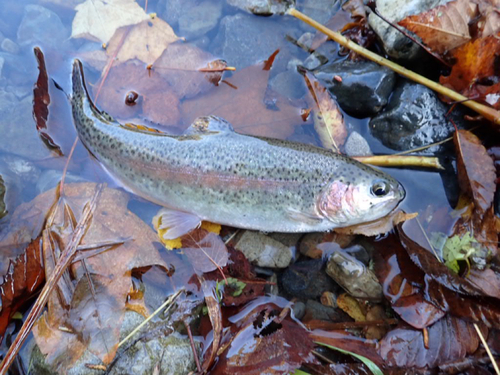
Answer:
71 59 405 234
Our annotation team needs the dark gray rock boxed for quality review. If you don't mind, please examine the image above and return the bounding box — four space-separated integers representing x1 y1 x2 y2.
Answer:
292 301 306 320
227 0 295 15
17 5 68 48
280 259 337 300
304 300 349 322
314 60 396 117
178 0 222 40
369 80 455 151
211 13 295 69
368 0 452 60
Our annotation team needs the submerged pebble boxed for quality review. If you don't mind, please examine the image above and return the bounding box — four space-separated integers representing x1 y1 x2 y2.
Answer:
233 230 294 268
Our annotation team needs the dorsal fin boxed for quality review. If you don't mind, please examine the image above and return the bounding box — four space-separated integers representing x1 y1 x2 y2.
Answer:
183 115 235 135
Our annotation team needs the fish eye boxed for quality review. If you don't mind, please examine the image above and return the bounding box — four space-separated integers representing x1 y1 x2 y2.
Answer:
371 181 390 197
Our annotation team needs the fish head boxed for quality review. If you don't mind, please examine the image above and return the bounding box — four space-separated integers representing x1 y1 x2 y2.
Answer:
317 168 405 227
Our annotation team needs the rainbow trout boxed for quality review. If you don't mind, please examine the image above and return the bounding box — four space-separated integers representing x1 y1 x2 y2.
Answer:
71 60 405 239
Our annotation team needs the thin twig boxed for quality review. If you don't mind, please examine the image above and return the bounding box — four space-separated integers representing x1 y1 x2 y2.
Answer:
353 155 443 169
118 289 184 348
0 184 104 375
184 319 202 373
287 9 500 125
474 323 500 375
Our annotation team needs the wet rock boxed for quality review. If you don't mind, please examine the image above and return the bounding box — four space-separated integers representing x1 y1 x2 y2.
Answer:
303 299 349 322
0 90 52 160
1 38 20 55
302 41 338 70
157 0 195 28
344 131 372 157
227 0 295 15
292 301 306 320
178 0 222 40
233 230 293 268
108 329 198 375
1 154 41 184
211 13 295 69
369 80 455 151
326 249 382 301
17 5 68 48
280 259 337 300
342 243 371 266
269 70 306 99
298 0 339 32
267 232 303 248
367 0 450 60
266 272 279 295
28 311 198 375
314 60 396 117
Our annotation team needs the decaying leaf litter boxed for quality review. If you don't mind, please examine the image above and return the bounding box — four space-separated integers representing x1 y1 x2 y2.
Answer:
0 0 499 374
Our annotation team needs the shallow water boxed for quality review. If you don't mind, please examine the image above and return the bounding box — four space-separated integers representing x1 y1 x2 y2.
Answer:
0 0 458 371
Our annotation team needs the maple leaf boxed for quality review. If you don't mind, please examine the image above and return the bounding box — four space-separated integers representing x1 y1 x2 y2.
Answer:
94 62 181 126
182 51 305 139
398 0 478 54
440 35 500 108
71 0 149 44
106 17 181 66
155 43 229 100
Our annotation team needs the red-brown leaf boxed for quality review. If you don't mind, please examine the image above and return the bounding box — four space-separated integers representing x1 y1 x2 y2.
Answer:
0 237 45 343
212 303 317 374
33 47 63 156
183 229 229 274
379 315 481 368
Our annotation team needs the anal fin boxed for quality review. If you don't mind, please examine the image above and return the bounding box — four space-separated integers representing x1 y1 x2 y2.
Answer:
156 209 202 240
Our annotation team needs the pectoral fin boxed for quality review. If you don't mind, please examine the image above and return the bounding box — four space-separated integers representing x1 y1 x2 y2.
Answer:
285 207 323 225
157 209 202 239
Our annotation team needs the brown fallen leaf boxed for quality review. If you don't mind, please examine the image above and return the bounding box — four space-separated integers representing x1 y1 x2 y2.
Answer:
106 17 181 66
33 47 62 156
155 43 228 100
212 303 318 374
30 183 170 372
398 0 478 54
94 62 182 126
473 0 500 37
334 210 418 236
0 237 45 343
71 0 149 44
303 71 347 153
182 229 229 274
453 130 498 265
379 315 482 368
440 35 500 108
182 51 305 139
201 279 223 373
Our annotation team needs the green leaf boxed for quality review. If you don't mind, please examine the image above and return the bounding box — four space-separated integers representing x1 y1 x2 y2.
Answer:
293 370 311 375
431 231 478 273
218 277 246 297
315 341 384 375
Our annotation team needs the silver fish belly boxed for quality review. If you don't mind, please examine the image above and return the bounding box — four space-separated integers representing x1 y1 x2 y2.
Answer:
71 60 405 238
